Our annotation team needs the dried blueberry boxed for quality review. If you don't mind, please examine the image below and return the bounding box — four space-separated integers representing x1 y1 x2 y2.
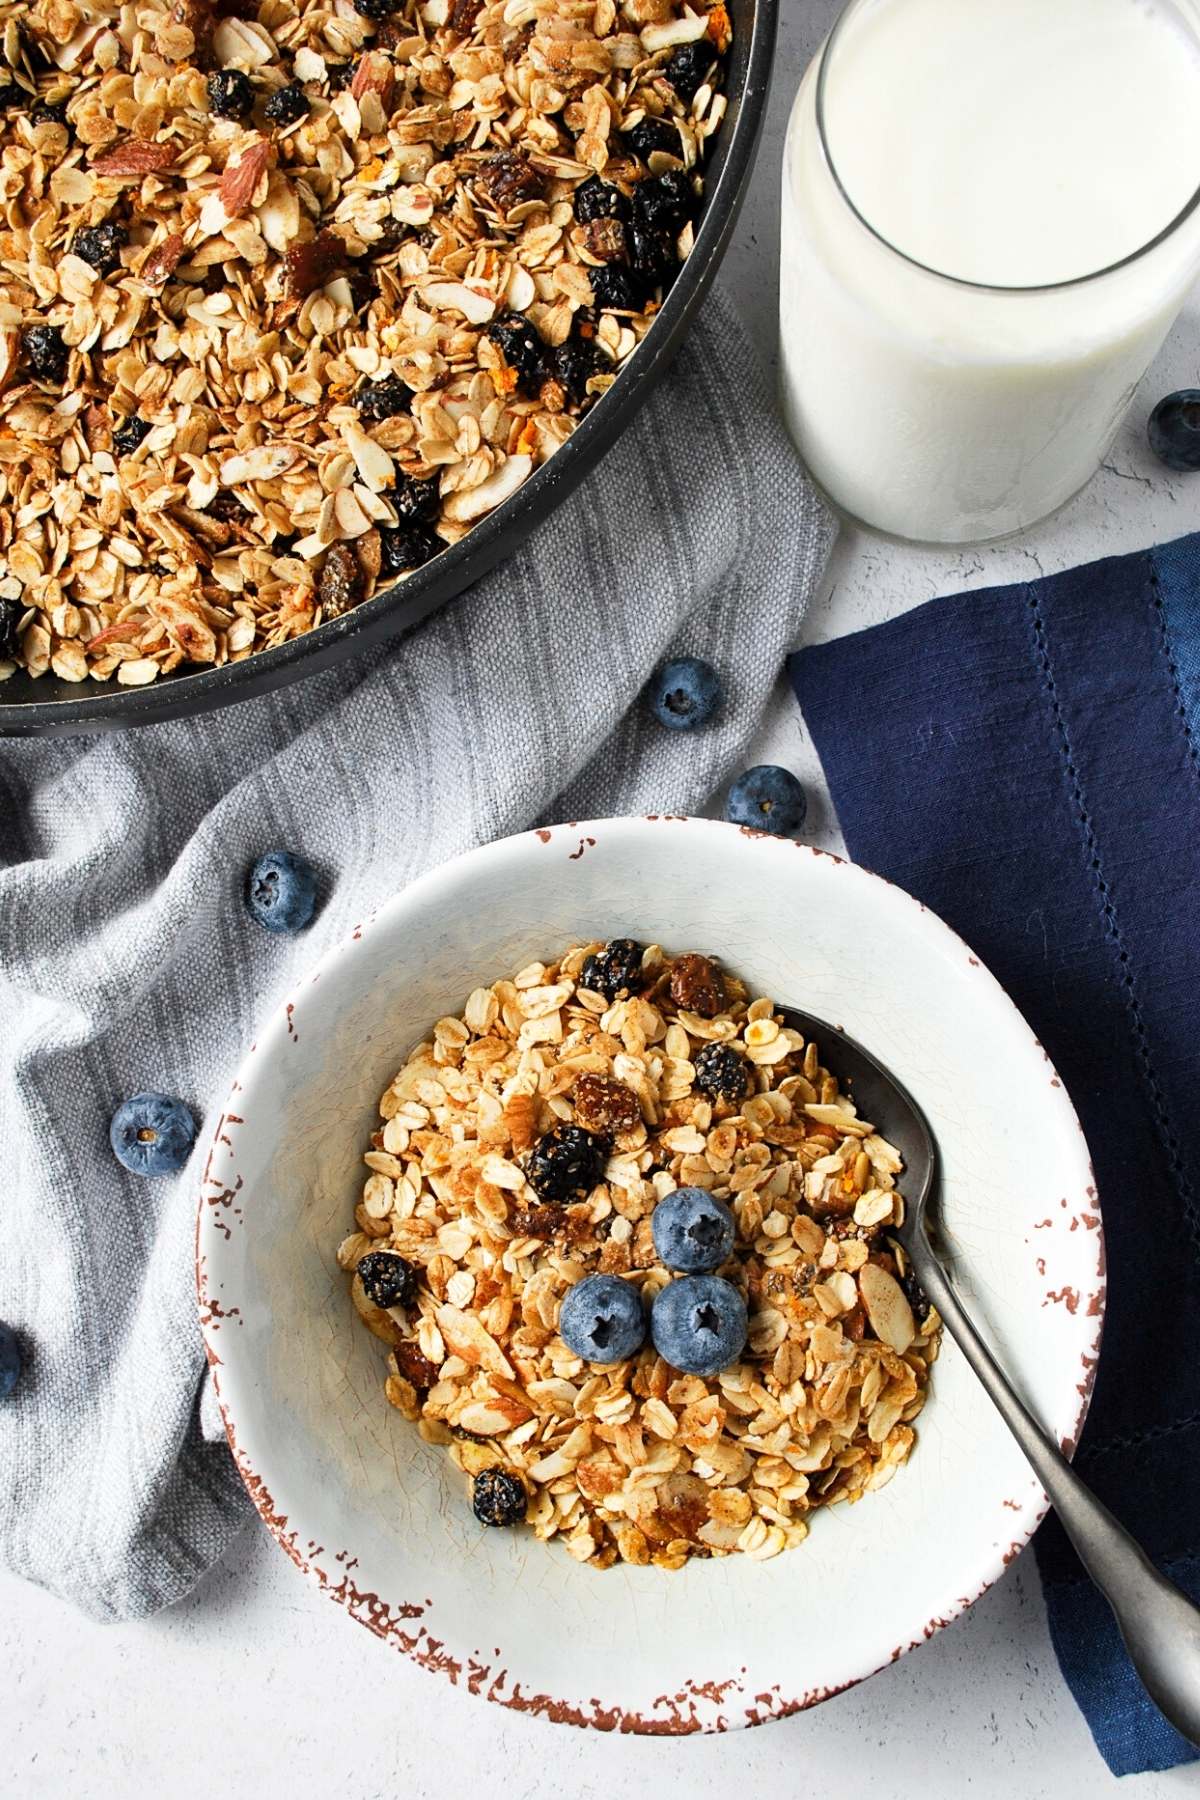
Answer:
112 414 152 456
631 170 693 232
393 473 440 524
264 79 308 126
354 0 398 15
207 68 254 118
0 596 22 660
588 262 642 313
354 374 409 422
472 1468 526 1527
370 215 407 258
346 261 377 314
525 1125 607 1202
899 1260 931 1323
627 222 677 287
356 1250 418 1308
378 523 441 577
623 116 680 163
486 315 547 392
692 1041 749 1103
665 39 715 102
326 61 356 90
573 176 630 225
580 937 644 1001
544 336 596 408
72 220 127 277
30 98 68 127
22 324 68 384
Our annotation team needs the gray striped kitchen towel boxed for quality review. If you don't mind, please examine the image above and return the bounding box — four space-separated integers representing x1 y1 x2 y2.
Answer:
0 283 834 1622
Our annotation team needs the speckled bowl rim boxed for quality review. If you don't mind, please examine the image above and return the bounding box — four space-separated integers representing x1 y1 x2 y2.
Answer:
196 817 1104 1732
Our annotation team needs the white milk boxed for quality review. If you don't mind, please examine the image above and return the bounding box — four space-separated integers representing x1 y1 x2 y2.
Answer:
780 0 1200 542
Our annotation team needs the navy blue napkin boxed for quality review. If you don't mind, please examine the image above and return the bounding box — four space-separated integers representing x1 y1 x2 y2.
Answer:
790 534 1200 1777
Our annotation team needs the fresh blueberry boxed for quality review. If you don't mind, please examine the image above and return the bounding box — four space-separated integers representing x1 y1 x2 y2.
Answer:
651 1187 735 1273
1148 390 1200 472
726 764 807 837
110 1092 197 1176
650 1274 747 1376
649 655 721 730
559 1273 646 1363
244 849 318 934
0 1322 22 1399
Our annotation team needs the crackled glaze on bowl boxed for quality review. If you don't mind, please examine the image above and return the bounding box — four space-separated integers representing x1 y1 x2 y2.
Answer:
196 817 1103 1732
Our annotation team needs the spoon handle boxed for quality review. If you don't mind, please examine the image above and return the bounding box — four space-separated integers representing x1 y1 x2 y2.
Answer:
905 1222 1200 1748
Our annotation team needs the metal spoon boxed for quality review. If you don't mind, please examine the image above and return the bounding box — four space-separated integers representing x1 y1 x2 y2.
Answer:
779 1005 1200 1747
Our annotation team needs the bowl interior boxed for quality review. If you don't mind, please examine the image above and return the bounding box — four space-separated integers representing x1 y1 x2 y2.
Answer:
198 819 1102 1731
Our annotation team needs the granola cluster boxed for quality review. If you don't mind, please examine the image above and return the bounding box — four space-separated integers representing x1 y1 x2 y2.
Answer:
0 0 730 688
341 942 941 1569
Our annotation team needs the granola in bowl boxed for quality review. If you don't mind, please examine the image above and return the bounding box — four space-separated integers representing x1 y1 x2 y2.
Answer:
0 0 730 689
340 937 942 1570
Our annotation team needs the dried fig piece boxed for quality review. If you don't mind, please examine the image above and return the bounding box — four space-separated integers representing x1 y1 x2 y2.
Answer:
285 227 345 298
669 952 725 1018
318 543 364 618
574 1073 641 1135
393 1339 441 1389
478 150 545 214
581 216 626 262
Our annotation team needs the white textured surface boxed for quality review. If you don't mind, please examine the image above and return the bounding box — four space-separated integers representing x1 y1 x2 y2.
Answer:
5 0 1200 1791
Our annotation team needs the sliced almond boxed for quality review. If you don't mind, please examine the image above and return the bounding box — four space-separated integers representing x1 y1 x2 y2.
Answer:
343 424 396 493
641 11 709 50
421 279 496 325
218 444 300 485
858 1261 916 1353
456 1395 532 1435
442 453 532 522
351 1273 407 1344
219 138 272 220
435 1304 514 1378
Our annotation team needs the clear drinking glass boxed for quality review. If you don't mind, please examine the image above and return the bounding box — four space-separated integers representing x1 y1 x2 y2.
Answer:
779 0 1200 544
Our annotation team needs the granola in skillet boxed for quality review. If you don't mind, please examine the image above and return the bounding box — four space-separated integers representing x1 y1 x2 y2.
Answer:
0 0 730 688
341 940 942 1568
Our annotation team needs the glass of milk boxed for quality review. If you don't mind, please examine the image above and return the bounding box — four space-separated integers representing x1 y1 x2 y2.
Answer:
780 0 1200 543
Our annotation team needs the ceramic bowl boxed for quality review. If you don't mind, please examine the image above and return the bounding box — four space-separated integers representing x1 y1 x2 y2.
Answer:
197 816 1104 1732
